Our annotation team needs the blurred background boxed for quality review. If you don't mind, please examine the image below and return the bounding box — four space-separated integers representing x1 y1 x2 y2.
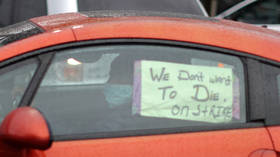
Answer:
201 0 242 16
0 0 242 27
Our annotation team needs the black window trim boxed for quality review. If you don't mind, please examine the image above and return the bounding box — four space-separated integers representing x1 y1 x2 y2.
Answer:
19 53 54 107
0 38 274 141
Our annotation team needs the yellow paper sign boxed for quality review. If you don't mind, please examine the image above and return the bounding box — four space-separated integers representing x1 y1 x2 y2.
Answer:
133 60 233 123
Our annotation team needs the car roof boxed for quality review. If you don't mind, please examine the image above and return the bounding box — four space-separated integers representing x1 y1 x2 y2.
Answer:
0 11 280 63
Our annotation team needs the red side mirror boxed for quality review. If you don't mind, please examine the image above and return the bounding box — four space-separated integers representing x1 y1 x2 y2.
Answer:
0 107 51 150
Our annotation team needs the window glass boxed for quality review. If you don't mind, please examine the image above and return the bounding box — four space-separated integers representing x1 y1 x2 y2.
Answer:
276 75 280 100
0 21 42 47
33 45 246 136
0 60 38 122
226 0 280 24
262 63 280 125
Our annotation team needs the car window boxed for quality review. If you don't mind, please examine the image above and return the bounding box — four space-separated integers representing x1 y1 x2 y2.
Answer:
226 0 280 24
262 63 280 125
0 59 38 123
277 75 280 100
32 44 246 137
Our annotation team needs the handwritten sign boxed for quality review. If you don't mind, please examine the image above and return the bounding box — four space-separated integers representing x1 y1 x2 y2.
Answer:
133 60 233 123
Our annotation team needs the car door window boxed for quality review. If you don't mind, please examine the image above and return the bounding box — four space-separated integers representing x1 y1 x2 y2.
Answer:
0 59 38 122
226 0 280 24
262 63 280 125
277 75 280 100
32 44 246 138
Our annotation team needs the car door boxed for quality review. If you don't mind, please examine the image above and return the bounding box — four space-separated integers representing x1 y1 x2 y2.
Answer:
20 40 274 157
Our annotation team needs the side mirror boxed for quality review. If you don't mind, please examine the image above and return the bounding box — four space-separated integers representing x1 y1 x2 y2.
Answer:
0 107 51 150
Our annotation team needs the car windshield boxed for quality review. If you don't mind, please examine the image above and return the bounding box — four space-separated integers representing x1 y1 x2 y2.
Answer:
0 21 42 47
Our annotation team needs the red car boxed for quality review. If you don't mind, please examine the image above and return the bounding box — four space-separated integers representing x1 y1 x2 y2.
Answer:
0 10 280 157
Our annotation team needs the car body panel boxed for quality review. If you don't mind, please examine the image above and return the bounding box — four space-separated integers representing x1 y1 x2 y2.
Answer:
266 126 280 152
0 28 75 61
30 13 88 31
39 128 273 157
0 12 280 63
0 141 23 157
71 16 280 62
